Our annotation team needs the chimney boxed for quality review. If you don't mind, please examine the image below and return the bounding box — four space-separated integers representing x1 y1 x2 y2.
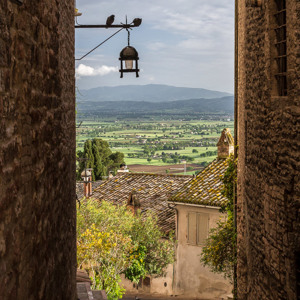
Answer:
217 128 234 158
81 169 92 198
127 189 141 215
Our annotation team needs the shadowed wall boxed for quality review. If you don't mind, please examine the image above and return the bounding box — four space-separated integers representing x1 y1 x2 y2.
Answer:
0 1 76 299
236 0 300 299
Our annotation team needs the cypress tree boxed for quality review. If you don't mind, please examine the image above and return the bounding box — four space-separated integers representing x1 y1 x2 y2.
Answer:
93 143 106 180
84 140 95 180
77 138 126 180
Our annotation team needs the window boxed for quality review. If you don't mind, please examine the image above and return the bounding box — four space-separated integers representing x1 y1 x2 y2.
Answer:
273 0 287 96
187 212 209 246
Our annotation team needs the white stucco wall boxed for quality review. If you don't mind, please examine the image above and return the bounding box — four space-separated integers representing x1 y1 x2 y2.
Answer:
121 264 173 296
121 203 232 298
174 203 232 299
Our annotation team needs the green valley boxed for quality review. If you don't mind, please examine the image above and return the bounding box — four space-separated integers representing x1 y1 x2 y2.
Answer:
76 116 234 175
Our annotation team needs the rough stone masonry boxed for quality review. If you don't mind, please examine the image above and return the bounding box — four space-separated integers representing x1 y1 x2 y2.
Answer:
236 0 300 299
0 1 76 299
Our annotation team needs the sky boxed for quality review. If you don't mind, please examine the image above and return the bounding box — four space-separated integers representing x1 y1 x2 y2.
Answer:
75 0 234 93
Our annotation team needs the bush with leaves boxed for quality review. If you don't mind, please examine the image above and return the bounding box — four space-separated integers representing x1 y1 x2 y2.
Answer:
127 212 175 280
124 245 147 284
200 154 237 281
77 199 175 299
77 201 133 299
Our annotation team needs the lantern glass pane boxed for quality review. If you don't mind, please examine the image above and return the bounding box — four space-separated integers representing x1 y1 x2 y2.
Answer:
125 60 133 70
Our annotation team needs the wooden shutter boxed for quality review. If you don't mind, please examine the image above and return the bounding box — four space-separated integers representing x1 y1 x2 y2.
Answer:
197 213 209 245
187 213 197 245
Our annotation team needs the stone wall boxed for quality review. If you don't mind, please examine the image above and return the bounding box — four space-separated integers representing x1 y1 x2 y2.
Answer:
236 1 300 299
0 1 76 299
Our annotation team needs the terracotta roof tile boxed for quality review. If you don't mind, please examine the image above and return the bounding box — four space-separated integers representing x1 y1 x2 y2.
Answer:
169 158 228 207
92 173 192 233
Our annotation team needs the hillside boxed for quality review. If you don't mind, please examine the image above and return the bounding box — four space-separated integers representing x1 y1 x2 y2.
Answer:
77 96 234 114
77 84 232 103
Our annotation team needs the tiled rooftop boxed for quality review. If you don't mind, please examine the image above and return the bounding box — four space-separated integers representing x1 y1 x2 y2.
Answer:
92 173 192 233
169 158 229 207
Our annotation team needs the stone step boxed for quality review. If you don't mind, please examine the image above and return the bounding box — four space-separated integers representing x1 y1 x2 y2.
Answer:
77 282 94 300
77 282 108 300
93 290 108 300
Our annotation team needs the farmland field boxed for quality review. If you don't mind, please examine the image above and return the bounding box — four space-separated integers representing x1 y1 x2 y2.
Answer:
76 115 234 175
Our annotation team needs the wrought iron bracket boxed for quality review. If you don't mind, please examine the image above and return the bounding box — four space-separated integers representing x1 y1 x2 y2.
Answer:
75 24 141 29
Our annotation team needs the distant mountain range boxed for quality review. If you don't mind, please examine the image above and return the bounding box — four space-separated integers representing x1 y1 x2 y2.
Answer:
77 96 234 114
77 84 232 103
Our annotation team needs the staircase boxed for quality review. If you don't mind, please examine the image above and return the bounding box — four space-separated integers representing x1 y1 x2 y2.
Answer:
76 269 108 300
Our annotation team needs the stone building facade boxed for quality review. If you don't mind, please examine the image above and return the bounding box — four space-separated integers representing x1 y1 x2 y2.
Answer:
236 0 299 299
0 1 76 299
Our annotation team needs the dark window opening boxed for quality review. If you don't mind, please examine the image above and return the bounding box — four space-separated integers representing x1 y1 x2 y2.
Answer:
143 276 151 287
274 0 287 96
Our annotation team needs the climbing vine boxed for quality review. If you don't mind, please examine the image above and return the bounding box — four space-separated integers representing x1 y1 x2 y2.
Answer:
200 154 237 281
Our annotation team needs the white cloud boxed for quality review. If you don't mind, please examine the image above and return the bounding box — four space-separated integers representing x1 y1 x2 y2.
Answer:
76 64 118 77
146 42 167 51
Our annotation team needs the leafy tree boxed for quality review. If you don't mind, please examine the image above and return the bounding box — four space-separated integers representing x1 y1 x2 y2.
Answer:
93 139 112 166
127 212 175 280
77 139 125 180
93 143 105 179
77 199 175 299
77 223 131 299
200 154 236 281
143 145 150 156
147 157 152 163
108 152 125 174
192 149 199 153
85 140 95 180
77 200 132 299
124 245 147 284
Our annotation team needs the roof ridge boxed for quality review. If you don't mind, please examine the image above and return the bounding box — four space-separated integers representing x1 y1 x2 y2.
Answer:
169 157 229 207
116 172 193 177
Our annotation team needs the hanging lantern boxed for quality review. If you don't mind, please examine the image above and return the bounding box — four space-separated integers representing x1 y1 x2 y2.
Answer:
119 46 139 78
119 28 139 78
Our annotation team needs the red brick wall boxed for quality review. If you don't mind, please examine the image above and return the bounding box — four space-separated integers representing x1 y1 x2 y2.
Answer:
0 1 76 299
236 1 300 299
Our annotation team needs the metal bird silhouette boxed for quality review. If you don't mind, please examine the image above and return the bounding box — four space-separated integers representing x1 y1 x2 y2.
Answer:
132 18 142 26
106 15 115 26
